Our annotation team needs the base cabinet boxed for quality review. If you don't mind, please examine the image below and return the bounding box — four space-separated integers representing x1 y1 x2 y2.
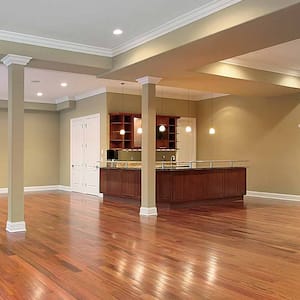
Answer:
100 167 246 207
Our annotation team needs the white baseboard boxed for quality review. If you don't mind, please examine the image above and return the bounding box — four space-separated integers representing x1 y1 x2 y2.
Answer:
139 207 158 216
57 185 72 192
246 191 300 202
6 221 26 232
0 185 72 194
25 185 59 192
0 188 7 194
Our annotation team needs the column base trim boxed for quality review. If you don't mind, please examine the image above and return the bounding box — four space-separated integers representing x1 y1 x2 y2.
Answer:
6 221 26 233
139 207 158 216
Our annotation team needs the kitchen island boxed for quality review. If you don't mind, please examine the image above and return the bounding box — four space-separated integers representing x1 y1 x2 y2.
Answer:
100 161 246 207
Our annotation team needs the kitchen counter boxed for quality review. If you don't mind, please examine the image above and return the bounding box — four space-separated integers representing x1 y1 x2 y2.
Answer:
100 166 246 207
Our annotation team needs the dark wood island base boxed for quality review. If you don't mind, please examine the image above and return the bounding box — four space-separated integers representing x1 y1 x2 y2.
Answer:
100 167 246 208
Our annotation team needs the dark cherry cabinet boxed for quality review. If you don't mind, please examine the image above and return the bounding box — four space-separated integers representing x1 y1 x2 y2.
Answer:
109 114 133 149
109 113 178 150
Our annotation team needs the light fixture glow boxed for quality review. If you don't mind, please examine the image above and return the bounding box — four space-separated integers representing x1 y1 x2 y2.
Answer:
209 127 216 135
37 92 43 97
159 125 166 132
113 28 123 35
137 127 143 134
60 82 68 87
120 129 125 135
185 126 192 133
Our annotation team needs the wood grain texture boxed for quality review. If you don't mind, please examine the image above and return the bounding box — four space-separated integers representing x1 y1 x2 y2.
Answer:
100 167 246 206
0 192 300 299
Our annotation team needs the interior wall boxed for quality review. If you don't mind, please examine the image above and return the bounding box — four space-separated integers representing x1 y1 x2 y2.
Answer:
197 94 300 195
59 93 107 186
0 109 60 188
59 92 197 186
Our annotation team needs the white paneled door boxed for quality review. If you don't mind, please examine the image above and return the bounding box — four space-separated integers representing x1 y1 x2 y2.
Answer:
71 114 100 196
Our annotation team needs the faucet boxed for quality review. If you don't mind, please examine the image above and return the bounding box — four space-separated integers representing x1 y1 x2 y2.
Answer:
171 155 176 161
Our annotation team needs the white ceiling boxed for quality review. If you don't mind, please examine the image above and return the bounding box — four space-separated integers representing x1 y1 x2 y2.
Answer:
223 39 300 77
0 0 240 55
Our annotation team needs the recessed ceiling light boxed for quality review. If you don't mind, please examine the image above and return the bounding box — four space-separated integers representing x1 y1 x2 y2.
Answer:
60 82 68 87
113 28 123 35
37 92 43 97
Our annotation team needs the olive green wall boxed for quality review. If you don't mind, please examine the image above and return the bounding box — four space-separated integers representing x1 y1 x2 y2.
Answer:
197 94 300 195
59 93 107 186
0 109 60 188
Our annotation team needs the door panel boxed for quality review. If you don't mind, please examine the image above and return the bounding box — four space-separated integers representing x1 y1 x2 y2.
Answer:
85 115 100 196
71 119 84 193
71 114 100 196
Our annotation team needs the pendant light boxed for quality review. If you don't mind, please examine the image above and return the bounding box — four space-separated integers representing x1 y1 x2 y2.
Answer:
209 97 216 135
137 127 143 134
120 82 125 135
159 124 166 132
159 87 166 132
185 89 192 133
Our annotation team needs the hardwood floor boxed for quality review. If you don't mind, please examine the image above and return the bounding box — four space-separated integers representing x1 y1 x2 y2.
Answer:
0 192 300 299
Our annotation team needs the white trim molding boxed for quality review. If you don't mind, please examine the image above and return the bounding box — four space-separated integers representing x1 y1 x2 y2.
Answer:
139 207 158 216
0 185 72 194
1 54 32 66
136 76 162 85
6 221 26 233
246 191 300 202
57 185 72 192
0 30 112 57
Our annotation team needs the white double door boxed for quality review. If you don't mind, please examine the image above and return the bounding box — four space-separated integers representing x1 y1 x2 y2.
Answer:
71 114 100 196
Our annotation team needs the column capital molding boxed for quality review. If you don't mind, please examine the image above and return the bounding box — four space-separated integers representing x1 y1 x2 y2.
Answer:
1 54 32 67
136 76 162 85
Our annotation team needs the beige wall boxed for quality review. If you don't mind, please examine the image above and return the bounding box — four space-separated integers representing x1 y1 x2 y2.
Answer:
59 93 107 186
197 94 300 195
0 109 60 188
59 92 196 185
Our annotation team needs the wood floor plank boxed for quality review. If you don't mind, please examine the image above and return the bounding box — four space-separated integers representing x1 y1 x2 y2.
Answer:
0 192 300 299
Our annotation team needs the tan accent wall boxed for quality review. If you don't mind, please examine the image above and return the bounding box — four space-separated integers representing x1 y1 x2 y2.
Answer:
59 93 107 186
107 92 197 117
0 110 60 188
197 94 300 195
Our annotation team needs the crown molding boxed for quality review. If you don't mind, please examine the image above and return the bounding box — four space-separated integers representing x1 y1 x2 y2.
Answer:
223 58 300 77
0 30 112 57
74 87 107 101
112 0 242 56
55 96 75 104
1 54 32 66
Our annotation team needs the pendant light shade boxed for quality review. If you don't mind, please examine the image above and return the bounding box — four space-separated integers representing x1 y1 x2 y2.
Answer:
185 126 192 133
137 127 143 134
159 124 166 132
120 129 125 135
209 127 215 135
